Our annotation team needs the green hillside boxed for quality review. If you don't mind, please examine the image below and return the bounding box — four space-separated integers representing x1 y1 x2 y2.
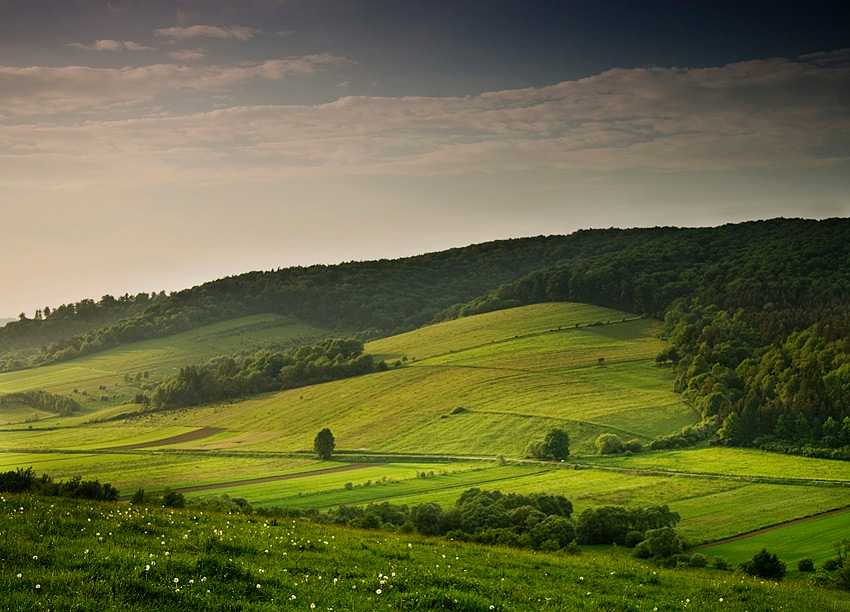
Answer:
0 314 326 424
117 303 695 456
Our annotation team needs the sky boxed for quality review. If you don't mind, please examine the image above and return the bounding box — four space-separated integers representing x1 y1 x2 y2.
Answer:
1 0 849 317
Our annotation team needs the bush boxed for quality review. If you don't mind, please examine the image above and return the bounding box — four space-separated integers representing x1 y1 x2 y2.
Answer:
739 548 786 580
624 530 645 547
162 488 186 508
797 558 815 572
595 433 624 454
823 558 842 572
712 556 731 570
689 553 708 567
624 439 643 453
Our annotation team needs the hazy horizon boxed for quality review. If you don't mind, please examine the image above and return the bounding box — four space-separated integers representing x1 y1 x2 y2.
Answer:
2 1 848 316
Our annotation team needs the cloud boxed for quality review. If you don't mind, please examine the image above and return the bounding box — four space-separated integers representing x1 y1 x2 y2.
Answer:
67 40 154 52
800 48 850 68
0 54 353 115
0 54 847 189
168 50 206 62
154 25 260 40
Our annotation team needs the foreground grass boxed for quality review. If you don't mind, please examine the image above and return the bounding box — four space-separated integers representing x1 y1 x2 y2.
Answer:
2 494 848 612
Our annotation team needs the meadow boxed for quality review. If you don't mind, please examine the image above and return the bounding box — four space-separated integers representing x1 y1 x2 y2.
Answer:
3 493 849 612
697 510 850 570
0 313 326 423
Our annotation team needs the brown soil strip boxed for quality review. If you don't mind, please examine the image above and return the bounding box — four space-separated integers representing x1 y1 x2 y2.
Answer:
690 504 850 551
118 463 380 501
100 426 227 451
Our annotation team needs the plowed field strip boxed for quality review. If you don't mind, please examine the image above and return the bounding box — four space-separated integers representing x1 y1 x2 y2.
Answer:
100 426 226 451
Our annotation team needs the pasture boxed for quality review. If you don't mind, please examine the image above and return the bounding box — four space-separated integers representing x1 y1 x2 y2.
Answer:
697 510 850 570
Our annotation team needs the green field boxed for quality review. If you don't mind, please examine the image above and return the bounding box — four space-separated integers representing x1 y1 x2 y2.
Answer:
4 493 849 612
588 447 850 482
0 314 327 423
698 510 850 570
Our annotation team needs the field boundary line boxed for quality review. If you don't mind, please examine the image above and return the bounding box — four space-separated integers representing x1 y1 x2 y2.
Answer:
116 463 382 501
688 504 850 551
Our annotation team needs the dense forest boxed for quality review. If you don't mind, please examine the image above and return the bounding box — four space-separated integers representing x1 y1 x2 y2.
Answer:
3 218 850 457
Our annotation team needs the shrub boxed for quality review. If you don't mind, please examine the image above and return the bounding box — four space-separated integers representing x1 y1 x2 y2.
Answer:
595 433 624 454
797 558 815 572
624 530 645 547
739 548 786 580
689 553 708 567
162 488 186 509
712 556 731 570
624 439 643 453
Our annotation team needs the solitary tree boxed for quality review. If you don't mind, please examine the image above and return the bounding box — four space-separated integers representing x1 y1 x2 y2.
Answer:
314 428 335 460
544 428 570 460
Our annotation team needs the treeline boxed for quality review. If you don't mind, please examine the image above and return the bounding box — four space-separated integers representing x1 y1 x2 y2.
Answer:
0 390 80 417
442 218 850 456
7 230 677 371
0 292 165 371
259 487 681 557
148 338 379 409
663 301 850 457
0 467 118 501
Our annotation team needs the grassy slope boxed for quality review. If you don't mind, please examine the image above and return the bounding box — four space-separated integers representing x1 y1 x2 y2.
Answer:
3 494 849 612
0 314 327 424
136 303 696 456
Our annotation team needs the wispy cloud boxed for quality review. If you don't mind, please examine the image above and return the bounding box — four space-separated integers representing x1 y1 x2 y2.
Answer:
0 54 353 115
154 25 260 40
1 54 847 188
800 48 850 68
67 40 154 52
168 50 206 62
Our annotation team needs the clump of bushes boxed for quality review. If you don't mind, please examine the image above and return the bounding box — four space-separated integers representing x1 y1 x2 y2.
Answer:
0 467 118 501
738 548 786 580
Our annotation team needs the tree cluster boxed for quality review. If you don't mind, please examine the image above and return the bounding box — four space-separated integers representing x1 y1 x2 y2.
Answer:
0 390 80 417
149 338 378 409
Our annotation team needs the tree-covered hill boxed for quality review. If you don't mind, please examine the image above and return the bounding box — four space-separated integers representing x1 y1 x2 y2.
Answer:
3 228 679 371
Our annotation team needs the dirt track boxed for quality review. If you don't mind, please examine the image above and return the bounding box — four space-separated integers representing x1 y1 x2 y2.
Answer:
117 463 380 501
690 504 850 551
100 426 226 451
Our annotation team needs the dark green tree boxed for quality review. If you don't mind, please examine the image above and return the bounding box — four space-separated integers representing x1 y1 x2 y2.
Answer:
739 548 786 580
544 428 570 460
314 428 335 460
